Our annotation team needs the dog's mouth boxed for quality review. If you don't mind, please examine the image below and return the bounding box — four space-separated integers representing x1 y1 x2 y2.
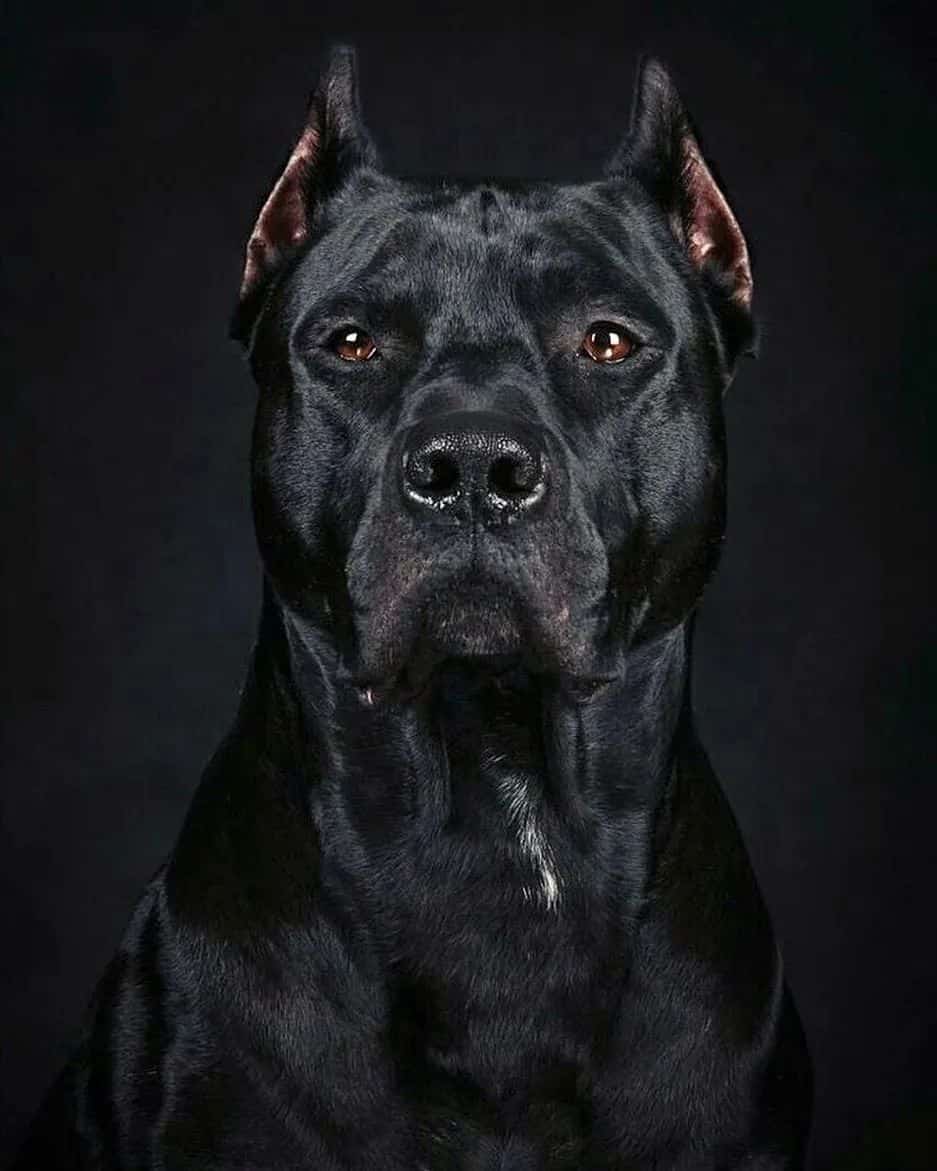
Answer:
341 486 621 707
341 568 619 708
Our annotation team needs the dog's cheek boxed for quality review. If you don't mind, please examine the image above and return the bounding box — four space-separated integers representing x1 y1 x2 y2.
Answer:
251 391 345 598
345 507 438 677
625 403 726 637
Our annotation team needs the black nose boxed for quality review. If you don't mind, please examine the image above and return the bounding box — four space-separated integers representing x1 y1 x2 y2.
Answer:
400 410 549 526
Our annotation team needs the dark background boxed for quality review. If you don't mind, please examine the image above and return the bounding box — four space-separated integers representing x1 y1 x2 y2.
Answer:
2 1 935 1166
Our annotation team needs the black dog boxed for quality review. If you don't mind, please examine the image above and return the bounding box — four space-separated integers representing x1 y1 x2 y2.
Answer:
16 46 812 1170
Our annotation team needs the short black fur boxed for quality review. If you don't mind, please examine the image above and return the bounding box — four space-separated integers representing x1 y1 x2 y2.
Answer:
15 44 812 1171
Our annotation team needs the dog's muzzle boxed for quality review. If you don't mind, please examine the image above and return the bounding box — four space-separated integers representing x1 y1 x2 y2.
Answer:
342 404 615 704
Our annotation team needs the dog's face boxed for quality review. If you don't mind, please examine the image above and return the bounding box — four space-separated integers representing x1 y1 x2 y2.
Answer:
235 49 754 704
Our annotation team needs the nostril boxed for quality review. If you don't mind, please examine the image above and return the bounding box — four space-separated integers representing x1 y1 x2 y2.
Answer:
405 450 460 498
488 453 542 500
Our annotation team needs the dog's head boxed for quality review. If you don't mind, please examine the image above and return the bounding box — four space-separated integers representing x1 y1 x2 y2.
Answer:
233 47 754 705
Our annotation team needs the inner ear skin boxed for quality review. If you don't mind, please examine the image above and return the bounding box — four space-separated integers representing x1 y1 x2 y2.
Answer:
678 138 753 318
602 58 754 361
240 124 322 305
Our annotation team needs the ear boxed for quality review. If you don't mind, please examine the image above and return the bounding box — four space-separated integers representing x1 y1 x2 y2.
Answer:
606 58 753 314
231 44 378 345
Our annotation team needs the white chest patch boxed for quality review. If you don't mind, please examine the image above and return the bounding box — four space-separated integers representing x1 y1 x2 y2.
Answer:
497 772 562 911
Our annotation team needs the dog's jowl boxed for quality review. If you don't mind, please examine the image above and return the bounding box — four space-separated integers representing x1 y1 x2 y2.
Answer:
17 46 812 1171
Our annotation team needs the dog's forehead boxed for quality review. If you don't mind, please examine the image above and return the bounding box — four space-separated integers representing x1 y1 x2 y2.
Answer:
292 174 681 321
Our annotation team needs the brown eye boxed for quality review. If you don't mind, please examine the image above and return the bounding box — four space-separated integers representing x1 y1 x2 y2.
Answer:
331 327 378 362
581 322 635 364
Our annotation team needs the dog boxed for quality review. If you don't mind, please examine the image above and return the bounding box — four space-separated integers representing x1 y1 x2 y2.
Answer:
15 45 812 1170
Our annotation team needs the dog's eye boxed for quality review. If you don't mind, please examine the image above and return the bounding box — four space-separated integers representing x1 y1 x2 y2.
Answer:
580 322 635 364
330 327 378 362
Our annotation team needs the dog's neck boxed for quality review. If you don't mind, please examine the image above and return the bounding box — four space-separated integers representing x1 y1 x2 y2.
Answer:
237 584 691 911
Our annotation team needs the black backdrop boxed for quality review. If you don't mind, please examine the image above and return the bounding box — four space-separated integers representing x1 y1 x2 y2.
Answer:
2 2 935 1166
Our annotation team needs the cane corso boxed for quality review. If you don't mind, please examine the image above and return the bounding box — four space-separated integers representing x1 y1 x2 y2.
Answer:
16 45 812 1170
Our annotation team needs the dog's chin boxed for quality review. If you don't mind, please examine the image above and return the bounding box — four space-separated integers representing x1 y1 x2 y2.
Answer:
349 586 619 709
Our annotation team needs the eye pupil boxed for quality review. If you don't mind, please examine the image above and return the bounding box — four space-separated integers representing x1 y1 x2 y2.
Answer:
333 327 377 361
582 321 634 364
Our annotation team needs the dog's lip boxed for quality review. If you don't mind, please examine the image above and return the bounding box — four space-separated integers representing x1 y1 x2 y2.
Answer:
339 567 621 707
554 672 620 705
341 656 620 709
340 652 513 708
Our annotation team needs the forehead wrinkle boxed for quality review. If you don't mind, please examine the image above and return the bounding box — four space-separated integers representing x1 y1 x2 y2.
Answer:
514 196 687 334
388 213 524 322
571 186 689 294
396 223 545 365
289 200 417 309
307 181 550 303
298 178 681 344
292 201 453 330
437 186 656 298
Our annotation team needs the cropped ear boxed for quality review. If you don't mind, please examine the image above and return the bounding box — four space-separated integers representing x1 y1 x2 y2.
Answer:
606 58 753 315
231 44 378 345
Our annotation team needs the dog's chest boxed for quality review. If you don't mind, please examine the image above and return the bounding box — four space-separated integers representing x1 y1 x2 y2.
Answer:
387 928 610 1166
335 701 635 1161
373 826 626 1161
